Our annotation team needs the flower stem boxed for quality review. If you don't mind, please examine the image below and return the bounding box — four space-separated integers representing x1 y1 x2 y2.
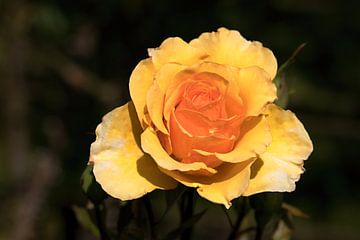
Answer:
180 189 195 240
143 195 156 240
227 198 247 240
94 203 110 240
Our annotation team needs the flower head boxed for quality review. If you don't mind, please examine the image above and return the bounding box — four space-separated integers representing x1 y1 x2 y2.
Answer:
89 28 313 208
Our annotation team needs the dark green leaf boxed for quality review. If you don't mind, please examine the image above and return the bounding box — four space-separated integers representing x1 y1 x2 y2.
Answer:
274 74 288 108
277 43 307 75
163 209 207 240
73 205 100 239
157 185 186 224
250 193 283 240
80 165 108 204
117 201 133 235
274 43 306 108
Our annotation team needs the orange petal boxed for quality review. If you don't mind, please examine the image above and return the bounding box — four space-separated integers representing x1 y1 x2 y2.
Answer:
148 37 208 70
193 62 276 117
244 104 313 196
216 115 272 163
190 27 278 80
89 102 177 200
141 127 217 175
170 109 240 161
129 58 155 127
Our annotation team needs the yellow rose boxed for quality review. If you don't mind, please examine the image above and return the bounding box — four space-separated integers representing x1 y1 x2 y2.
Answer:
89 28 313 208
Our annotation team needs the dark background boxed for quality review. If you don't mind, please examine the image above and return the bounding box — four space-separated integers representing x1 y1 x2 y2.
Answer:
0 0 359 239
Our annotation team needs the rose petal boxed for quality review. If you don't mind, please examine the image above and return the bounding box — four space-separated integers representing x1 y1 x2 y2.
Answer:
90 102 177 200
190 27 278 80
236 66 277 116
146 82 167 133
170 109 241 162
243 104 313 195
216 115 272 163
160 159 254 208
141 127 217 175
148 37 208 70
194 62 276 117
163 69 230 124
129 58 155 127
146 63 188 134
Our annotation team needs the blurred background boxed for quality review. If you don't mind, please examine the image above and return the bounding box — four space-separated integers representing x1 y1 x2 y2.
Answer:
0 0 359 239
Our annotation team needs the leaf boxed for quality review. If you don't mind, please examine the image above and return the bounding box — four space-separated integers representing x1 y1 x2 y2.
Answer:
274 74 288 108
274 43 306 108
73 205 100 239
157 185 186 224
282 203 309 219
272 220 293 240
80 165 108 204
250 193 283 240
117 201 134 235
277 43 307 75
163 209 207 240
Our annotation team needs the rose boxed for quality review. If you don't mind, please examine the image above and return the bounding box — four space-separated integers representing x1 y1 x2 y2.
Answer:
89 28 313 208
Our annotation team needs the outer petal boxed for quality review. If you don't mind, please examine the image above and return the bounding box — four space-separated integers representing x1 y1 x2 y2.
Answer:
190 27 278 80
90 102 177 200
129 59 155 127
160 159 254 208
215 115 271 163
146 63 187 134
148 37 208 70
244 104 313 196
141 127 217 174
236 66 277 116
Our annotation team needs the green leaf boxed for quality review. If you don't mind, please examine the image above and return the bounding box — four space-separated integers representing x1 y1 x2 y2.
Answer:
250 193 283 240
272 220 293 240
80 165 108 204
73 206 100 239
117 201 134 235
274 43 306 109
157 185 186 224
163 209 207 240
277 43 307 75
274 74 288 108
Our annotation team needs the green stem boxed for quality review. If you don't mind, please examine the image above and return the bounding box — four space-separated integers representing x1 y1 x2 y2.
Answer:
143 196 156 240
94 203 109 240
227 199 247 240
180 189 194 240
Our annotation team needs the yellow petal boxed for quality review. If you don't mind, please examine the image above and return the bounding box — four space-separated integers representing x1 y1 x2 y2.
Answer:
129 58 155 127
244 104 313 196
148 37 208 70
236 66 277 116
216 115 272 163
194 62 277 117
146 63 187 134
160 159 254 208
190 27 278 80
141 127 217 174
90 102 177 201
146 82 167 133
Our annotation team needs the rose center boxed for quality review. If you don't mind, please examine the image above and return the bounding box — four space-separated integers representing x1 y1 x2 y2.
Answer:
168 72 243 170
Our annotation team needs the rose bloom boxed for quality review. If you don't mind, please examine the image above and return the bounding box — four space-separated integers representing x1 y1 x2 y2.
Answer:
89 28 313 208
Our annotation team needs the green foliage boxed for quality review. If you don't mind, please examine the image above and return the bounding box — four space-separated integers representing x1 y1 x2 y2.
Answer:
274 43 306 108
250 193 284 240
73 206 100 239
80 165 108 204
163 209 207 240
